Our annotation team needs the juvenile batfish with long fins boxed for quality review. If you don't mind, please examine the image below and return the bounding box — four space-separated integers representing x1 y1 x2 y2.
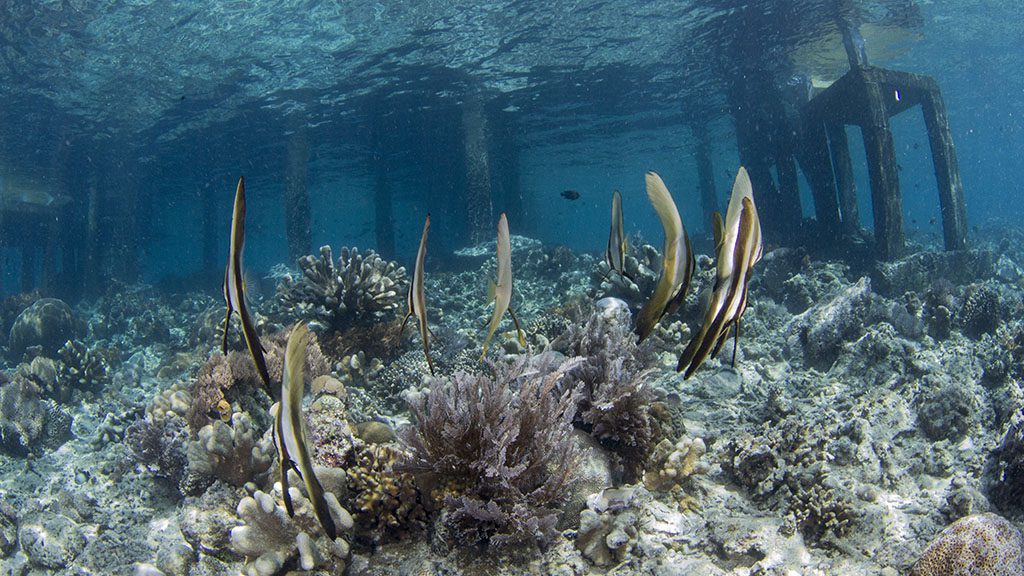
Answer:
634 172 695 342
222 176 272 397
274 322 338 540
677 166 763 378
480 213 525 360
399 214 435 374
605 190 633 282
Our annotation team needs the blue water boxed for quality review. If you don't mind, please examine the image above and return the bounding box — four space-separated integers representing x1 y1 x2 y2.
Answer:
0 0 1020 292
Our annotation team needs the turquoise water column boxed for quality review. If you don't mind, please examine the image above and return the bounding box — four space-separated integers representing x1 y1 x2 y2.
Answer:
463 96 493 245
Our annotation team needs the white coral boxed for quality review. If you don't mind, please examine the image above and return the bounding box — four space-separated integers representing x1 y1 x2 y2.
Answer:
229 482 353 576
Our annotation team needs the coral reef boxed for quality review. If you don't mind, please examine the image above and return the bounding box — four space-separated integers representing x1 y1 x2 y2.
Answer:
274 245 407 331
556 299 666 480
7 297 75 360
187 332 329 434
18 511 87 570
184 412 274 494
910 513 1023 576
958 283 1003 338
56 339 109 399
575 487 641 566
643 436 707 493
401 355 581 550
343 442 426 545
124 414 190 490
230 487 353 575
592 242 660 305
987 413 1024 511
916 382 979 442
0 376 71 455
785 480 856 544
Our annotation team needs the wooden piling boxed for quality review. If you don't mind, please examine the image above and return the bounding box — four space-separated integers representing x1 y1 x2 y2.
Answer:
463 97 494 245
826 123 860 235
694 123 719 230
798 116 841 233
284 132 312 263
200 182 217 275
84 177 101 296
920 79 968 250
373 151 394 259
859 71 905 260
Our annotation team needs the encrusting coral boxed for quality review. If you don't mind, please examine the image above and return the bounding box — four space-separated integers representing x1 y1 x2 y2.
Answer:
401 354 582 551
343 442 426 545
910 513 1024 576
274 245 407 332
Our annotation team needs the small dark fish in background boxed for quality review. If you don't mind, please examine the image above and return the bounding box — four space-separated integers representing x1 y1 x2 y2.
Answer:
561 189 580 201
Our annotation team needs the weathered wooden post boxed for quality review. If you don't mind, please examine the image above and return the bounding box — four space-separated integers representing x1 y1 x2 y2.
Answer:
860 71 905 260
284 130 312 263
826 123 860 235
693 123 719 230
463 95 494 245
920 78 968 250
200 181 217 275
84 175 101 296
798 116 841 233
373 150 394 259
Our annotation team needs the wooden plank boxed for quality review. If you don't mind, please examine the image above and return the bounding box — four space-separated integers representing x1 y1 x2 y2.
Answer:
920 81 969 251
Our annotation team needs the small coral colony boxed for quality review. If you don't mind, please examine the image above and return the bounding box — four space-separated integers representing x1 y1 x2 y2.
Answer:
222 167 761 545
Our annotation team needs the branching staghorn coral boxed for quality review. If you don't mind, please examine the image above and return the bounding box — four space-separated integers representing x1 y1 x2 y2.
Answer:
274 245 407 331
401 355 582 550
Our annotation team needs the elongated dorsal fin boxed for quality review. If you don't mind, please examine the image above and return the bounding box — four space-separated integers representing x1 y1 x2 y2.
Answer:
712 211 724 254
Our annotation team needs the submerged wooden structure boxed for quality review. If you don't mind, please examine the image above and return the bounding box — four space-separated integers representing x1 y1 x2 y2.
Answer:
802 66 968 259
796 10 967 260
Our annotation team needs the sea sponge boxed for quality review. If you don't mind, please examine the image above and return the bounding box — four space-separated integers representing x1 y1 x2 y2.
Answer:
274 245 407 331
910 513 1024 576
